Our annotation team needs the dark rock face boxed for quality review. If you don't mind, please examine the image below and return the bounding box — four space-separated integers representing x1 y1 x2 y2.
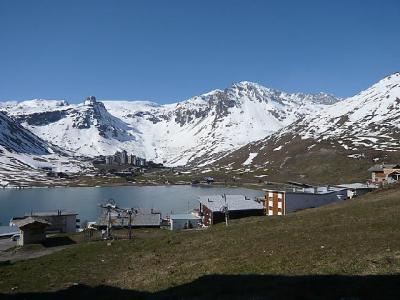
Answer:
0 111 50 155
14 110 68 126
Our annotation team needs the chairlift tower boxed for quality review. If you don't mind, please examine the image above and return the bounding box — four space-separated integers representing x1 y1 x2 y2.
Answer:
220 193 229 226
99 198 118 240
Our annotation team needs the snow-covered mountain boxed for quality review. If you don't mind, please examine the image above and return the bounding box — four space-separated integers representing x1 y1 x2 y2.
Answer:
0 111 89 186
214 72 400 183
0 82 339 166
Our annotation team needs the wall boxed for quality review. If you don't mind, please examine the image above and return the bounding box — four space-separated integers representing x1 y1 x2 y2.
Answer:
170 218 200 230
201 205 213 226
372 171 386 183
18 228 46 246
38 215 77 233
285 190 347 214
212 209 264 225
264 191 285 216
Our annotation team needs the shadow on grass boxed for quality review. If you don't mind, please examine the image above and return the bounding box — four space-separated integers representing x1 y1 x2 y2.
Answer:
1 274 400 299
40 236 76 248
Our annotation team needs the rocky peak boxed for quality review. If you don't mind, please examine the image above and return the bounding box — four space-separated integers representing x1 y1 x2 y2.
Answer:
84 96 97 106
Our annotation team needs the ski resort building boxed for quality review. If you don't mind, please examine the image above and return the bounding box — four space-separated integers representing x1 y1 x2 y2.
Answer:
262 186 348 216
368 164 400 184
198 195 264 226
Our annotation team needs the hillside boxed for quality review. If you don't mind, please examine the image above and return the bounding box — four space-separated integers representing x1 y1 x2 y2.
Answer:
214 73 400 184
1 184 399 299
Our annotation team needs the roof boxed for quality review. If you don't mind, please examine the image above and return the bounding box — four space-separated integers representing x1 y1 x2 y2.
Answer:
337 183 378 189
170 213 200 220
24 211 78 217
265 186 347 195
132 213 161 226
198 195 263 212
12 217 51 229
287 181 314 188
388 171 400 176
368 164 400 172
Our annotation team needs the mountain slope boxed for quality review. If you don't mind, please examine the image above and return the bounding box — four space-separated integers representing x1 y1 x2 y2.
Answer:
0 82 339 166
2 97 143 157
0 111 90 186
214 72 400 184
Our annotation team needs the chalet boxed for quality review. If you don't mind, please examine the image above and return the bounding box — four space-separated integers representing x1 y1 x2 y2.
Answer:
13 211 79 233
170 213 201 230
12 217 51 246
262 186 347 216
368 164 400 184
198 195 264 226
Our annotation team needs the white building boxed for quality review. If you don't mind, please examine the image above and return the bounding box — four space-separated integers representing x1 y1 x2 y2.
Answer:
170 213 201 230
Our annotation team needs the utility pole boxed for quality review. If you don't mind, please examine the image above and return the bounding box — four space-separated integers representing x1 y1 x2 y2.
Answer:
127 209 133 240
107 205 112 239
222 194 229 227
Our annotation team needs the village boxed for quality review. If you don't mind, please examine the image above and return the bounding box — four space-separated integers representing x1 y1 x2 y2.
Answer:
0 163 397 254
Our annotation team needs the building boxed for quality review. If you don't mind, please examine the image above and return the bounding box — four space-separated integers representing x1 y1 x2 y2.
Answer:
204 177 214 184
97 208 161 228
21 211 78 233
113 152 122 164
198 195 264 226
128 154 136 165
13 217 51 246
105 156 114 165
262 186 348 216
136 157 146 167
170 213 201 230
337 183 377 199
368 164 400 184
120 150 128 165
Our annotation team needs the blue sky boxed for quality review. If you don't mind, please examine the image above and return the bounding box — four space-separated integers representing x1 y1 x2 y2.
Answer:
0 0 399 103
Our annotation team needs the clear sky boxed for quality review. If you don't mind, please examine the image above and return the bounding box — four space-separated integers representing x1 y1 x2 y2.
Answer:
0 0 399 103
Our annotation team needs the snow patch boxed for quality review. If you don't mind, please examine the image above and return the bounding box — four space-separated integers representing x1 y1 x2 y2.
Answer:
243 153 258 165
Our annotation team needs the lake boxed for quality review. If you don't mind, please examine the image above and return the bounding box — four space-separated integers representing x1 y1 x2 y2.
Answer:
0 185 264 225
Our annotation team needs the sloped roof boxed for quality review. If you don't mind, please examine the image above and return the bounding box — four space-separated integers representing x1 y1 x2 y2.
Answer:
24 211 78 217
12 217 51 229
368 164 400 172
198 195 263 212
132 213 161 226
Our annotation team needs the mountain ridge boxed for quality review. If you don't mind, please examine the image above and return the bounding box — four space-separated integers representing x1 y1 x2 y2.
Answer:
0 81 341 166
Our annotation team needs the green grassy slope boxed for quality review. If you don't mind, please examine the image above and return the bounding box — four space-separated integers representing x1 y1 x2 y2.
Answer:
1 185 400 299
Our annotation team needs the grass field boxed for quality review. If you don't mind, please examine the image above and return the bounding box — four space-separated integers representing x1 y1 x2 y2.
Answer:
0 184 400 299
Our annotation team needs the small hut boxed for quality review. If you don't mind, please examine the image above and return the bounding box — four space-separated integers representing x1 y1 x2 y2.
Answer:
13 217 51 246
